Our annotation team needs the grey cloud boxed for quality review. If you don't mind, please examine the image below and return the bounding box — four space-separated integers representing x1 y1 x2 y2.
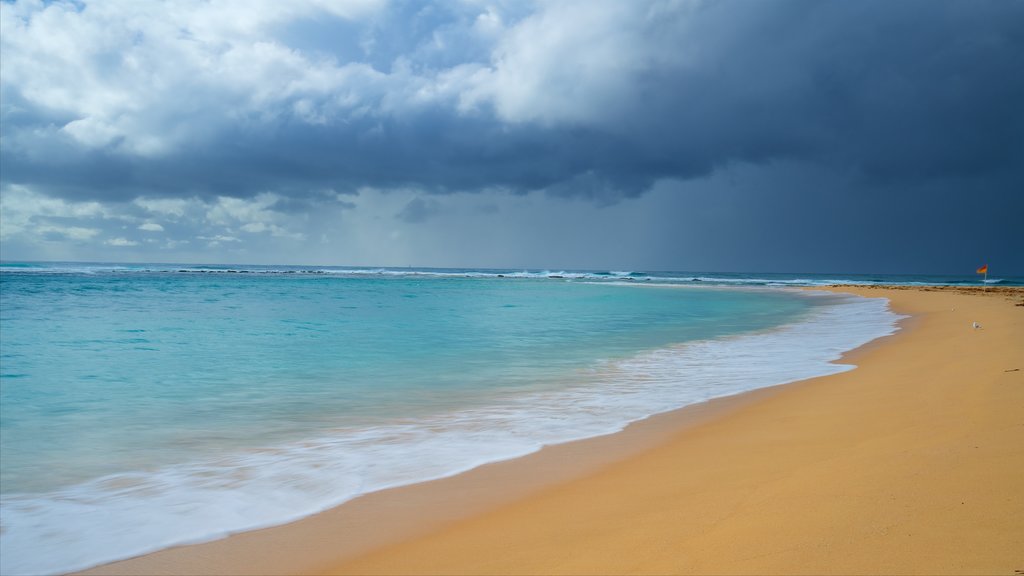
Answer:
3 0 1022 207
1 0 1023 274
395 196 440 223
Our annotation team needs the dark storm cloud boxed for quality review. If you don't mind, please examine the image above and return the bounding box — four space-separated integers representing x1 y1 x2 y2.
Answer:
2 0 1022 203
3 107 658 201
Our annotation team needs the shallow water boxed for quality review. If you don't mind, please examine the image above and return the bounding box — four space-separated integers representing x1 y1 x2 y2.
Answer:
0 264 903 574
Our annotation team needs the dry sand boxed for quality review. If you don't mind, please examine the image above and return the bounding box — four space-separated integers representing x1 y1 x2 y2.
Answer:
82 287 1024 576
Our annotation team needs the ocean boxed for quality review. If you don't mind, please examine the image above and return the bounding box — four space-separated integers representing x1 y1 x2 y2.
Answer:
1 261 1009 574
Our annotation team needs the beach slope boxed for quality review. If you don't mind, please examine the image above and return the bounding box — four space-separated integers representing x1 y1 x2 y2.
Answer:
81 287 1023 576
324 287 1023 575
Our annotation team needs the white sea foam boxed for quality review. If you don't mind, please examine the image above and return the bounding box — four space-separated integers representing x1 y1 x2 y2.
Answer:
0 291 903 575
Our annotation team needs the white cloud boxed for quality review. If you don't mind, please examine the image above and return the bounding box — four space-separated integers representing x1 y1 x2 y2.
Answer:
197 233 242 249
0 185 309 253
197 234 241 243
206 194 278 226
240 222 269 233
35 225 102 241
133 197 198 219
0 184 111 239
1 183 106 218
460 1 692 125
0 0 390 156
206 193 305 239
105 237 139 247
4 0 641 161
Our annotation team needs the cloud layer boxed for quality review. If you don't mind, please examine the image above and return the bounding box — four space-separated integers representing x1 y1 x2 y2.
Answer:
2 0 1022 271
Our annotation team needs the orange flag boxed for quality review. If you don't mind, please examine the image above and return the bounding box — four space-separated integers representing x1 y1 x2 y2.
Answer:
976 264 988 274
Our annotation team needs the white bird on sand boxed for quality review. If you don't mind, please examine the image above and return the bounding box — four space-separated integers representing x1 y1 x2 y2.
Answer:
973 321 981 329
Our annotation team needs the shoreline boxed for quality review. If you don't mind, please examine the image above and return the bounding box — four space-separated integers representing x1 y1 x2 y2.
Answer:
79 286 1023 575
81 379 797 576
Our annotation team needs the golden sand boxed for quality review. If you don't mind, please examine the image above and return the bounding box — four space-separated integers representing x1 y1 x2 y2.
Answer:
82 287 1024 575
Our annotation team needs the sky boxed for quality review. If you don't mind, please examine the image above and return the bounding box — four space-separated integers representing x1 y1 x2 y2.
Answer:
1 0 1022 274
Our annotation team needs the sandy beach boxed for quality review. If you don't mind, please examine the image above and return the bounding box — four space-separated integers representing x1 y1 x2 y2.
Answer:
81 286 1024 576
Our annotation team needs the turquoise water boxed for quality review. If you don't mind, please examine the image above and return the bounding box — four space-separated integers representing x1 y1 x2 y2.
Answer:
1 271 805 492
0 263 904 574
